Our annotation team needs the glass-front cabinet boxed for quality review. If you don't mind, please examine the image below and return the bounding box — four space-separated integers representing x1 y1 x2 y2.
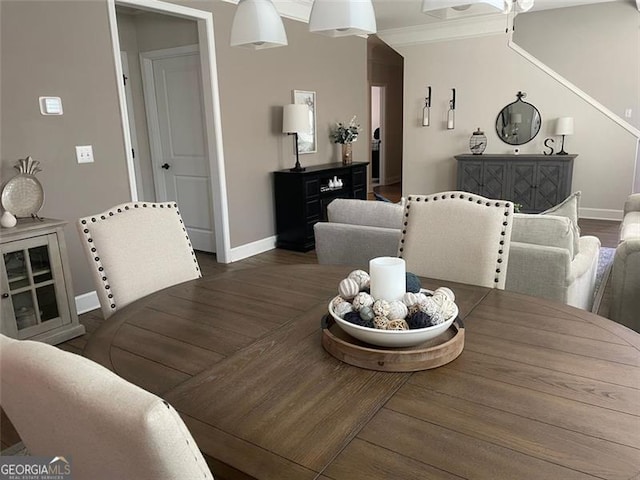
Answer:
0 219 85 344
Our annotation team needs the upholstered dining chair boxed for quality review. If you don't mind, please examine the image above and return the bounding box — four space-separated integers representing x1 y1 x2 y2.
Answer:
398 191 514 289
0 334 214 480
77 202 201 319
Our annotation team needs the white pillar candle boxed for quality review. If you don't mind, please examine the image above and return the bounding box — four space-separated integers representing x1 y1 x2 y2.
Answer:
369 257 406 302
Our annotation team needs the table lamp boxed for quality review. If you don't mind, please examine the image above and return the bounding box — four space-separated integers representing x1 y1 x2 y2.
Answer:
554 117 574 155
283 104 310 172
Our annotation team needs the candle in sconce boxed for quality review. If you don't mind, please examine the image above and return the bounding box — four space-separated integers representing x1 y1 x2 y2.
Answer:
369 257 406 302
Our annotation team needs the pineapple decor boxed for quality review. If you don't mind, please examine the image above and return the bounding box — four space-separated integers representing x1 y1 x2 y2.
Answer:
1 156 45 219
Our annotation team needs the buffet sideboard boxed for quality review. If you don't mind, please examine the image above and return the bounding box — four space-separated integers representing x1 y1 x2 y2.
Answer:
455 154 576 213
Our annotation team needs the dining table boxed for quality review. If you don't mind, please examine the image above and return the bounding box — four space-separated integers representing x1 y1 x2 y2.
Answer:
83 264 640 480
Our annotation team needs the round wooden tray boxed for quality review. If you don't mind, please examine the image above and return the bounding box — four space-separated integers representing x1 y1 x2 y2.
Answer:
321 315 465 372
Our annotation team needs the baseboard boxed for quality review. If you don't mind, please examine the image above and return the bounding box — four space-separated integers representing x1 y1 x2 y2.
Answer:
75 290 100 314
579 208 624 221
229 235 277 262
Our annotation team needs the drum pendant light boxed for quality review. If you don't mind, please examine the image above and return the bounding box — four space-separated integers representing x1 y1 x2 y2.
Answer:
421 0 505 19
230 0 288 49
309 0 377 37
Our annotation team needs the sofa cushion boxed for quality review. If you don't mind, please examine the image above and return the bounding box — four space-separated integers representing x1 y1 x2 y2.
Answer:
620 211 640 242
541 191 581 255
511 213 575 258
327 198 403 230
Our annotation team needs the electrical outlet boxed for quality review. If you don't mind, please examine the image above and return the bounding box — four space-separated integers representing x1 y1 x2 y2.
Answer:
75 145 94 164
625 108 633 119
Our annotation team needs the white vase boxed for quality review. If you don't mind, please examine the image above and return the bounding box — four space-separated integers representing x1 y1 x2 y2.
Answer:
1 211 17 228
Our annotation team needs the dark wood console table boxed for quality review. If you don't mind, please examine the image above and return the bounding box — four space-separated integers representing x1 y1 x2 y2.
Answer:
273 162 368 251
455 154 576 213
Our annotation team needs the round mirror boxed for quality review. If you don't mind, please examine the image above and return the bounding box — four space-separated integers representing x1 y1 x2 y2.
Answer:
496 92 541 145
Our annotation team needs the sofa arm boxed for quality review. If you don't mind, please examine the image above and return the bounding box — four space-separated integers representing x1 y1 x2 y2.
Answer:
566 236 600 310
506 242 572 304
610 238 640 332
314 222 400 268
623 194 640 215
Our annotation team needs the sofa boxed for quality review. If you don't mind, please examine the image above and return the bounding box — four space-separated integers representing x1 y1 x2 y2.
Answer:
314 197 601 310
610 194 640 332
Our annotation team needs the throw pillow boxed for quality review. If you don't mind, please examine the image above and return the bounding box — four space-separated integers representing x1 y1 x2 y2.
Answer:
541 191 581 256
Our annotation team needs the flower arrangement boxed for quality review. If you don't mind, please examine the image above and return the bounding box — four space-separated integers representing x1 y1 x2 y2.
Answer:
330 116 362 144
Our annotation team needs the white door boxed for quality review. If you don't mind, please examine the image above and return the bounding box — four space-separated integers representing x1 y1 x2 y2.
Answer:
142 46 215 252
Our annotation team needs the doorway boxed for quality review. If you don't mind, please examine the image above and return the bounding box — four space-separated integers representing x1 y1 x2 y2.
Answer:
107 0 231 261
371 85 385 186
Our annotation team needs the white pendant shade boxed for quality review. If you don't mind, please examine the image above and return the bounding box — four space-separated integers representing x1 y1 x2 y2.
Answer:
309 0 377 37
504 0 535 13
283 104 310 134
422 0 505 19
230 0 288 49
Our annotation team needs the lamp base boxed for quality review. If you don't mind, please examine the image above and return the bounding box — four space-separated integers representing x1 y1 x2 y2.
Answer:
555 134 569 155
290 165 306 172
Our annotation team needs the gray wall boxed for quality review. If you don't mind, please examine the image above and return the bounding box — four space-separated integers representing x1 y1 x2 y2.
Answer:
1 0 368 298
514 2 640 130
398 33 638 216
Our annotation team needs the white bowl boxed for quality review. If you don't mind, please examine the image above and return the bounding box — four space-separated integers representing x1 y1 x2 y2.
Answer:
328 300 458 348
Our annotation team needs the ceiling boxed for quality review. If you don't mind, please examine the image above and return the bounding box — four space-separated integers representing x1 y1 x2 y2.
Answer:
372 0 623 32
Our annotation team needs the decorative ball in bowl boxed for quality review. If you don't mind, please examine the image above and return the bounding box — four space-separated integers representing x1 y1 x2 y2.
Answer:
327 268 459 348
328 300 457 348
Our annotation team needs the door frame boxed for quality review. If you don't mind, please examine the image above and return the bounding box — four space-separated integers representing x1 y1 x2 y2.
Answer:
371 84 387 186
119 51 145 200
107 0 231 262
139 44 200 203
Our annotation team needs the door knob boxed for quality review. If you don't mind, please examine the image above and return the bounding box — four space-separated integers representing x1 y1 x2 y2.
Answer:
161 163 170 170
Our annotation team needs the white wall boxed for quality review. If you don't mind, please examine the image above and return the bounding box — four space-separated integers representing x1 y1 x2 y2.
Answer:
398 34 637 219
514 2 640 130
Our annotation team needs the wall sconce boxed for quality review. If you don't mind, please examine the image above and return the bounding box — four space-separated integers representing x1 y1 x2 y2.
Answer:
283 104 311 171
447 88 456 130
422 86 431 127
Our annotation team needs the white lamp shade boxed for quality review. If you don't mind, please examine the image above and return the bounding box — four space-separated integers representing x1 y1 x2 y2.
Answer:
510 113 523 124
422 0 505 19
309 0 377 37
555 117 574 136
283 104 310 134
230 0 288 49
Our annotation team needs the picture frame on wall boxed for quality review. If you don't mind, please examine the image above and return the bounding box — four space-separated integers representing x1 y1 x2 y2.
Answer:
293 90 316 154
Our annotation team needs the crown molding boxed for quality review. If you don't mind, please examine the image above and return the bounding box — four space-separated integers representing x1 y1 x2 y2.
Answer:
220 0 312 22
377 14 509 47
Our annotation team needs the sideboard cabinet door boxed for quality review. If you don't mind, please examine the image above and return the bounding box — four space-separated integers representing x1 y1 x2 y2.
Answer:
0 219 85 345
274 162 369 251
455 154 576 213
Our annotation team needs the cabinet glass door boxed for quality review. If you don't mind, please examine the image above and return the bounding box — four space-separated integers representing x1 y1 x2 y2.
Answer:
2 234 68 339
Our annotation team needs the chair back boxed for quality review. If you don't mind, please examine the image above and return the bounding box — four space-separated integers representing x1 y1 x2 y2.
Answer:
398 192 514 289
77 202 201 318
0 334 214 480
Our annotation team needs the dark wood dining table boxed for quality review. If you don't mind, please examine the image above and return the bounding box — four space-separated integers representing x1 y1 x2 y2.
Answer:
83 264 640 480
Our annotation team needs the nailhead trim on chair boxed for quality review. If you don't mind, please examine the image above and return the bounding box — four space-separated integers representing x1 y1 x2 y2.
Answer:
78 202 200 316
399 192 512 286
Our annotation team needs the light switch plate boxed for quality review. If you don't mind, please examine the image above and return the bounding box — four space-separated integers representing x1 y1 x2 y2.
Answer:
76 145 94 164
